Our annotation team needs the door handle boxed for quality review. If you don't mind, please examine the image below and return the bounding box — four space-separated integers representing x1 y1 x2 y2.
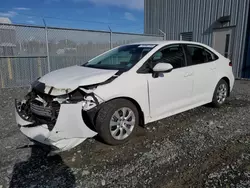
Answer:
184 72 193 77
210 67 216 70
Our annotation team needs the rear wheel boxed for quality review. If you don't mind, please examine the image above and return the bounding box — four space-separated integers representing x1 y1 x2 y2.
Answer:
211 79 229 108
95 99 139 145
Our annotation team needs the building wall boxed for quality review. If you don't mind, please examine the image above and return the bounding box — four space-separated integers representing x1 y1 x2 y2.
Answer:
243 5 250 78
144 0 250 78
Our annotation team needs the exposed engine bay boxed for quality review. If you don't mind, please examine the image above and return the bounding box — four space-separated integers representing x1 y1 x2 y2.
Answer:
17 81 102 126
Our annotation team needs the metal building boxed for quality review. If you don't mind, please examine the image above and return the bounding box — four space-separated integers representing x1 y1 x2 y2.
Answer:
0 17 16 56
144 0 250 78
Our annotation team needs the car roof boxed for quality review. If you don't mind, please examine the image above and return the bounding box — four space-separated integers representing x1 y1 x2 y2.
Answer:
130 40 206 46
128 40 222 58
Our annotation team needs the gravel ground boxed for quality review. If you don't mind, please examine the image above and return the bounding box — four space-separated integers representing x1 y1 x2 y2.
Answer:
1 80 250 188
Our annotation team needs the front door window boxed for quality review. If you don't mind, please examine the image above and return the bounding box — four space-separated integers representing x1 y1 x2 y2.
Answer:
151 45 185 69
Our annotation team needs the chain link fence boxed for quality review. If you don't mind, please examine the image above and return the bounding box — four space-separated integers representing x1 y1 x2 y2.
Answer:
0 23 163 88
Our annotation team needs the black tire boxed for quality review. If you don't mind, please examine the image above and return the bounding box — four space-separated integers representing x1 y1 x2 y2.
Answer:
211 79 229 108
95 99 139 145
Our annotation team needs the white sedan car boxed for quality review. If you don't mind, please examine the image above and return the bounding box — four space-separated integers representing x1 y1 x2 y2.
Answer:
15 41 234 152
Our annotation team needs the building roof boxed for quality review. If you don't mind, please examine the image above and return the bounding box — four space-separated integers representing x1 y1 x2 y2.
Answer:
0 17 15 30
0 17 12 24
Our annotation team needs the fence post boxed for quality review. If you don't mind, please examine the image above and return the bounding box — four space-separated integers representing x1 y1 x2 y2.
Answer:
43 19 51 73
108 26 112 49
0 60 4 88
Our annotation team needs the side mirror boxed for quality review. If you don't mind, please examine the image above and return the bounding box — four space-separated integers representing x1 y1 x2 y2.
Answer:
152 63 173 78
153 63 173 73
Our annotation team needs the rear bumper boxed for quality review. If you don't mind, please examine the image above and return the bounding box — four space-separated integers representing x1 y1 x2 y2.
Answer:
15 100 97 151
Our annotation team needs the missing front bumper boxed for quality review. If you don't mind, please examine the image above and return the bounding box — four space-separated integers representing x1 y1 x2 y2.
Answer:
15 101 97 151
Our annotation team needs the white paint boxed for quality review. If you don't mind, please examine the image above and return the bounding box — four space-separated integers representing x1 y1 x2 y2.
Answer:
38 65 117 95
49 102 97 140
16 40 235 151
93 41 235 124
152 63 173 72
16 102 97 151
146 66 194 118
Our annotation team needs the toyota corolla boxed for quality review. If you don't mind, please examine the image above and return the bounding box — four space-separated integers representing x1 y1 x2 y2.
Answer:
15 41 235 152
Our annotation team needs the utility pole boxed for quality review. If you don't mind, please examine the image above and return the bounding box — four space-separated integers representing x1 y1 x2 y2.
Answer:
108 26 112 49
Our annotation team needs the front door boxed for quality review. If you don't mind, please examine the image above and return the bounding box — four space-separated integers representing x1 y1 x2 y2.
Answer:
145 44 193 119
212 28 234 59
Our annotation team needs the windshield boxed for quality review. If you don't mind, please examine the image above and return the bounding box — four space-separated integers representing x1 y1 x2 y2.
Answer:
82 44 157 70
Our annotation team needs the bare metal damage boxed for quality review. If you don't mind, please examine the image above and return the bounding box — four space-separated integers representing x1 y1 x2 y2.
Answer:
15 83 105 152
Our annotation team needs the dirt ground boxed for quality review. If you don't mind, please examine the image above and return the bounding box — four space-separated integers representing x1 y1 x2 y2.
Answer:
1 80 250 188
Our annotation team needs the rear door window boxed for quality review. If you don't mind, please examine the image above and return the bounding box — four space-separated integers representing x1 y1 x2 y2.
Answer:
186 45 218 66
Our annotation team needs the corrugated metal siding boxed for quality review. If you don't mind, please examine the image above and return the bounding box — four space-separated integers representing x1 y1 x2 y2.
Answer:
145 0 250 78
245 35 250 77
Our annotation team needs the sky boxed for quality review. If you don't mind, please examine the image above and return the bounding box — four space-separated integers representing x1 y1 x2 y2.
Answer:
0 0 144 33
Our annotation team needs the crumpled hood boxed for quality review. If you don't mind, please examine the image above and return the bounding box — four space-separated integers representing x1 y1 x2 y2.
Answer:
38 65 117 93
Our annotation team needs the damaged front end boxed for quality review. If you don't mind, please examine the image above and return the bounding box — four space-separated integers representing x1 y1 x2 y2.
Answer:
15 83 103 152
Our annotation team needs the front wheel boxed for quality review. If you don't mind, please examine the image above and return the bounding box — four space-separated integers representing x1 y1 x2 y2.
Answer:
95 99 139 145
211 79 229 108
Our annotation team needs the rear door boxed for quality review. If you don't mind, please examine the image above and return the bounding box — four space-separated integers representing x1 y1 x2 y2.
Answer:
184 44 219 104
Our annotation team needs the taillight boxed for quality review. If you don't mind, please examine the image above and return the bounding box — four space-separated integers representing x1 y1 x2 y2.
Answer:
229 61 232 66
